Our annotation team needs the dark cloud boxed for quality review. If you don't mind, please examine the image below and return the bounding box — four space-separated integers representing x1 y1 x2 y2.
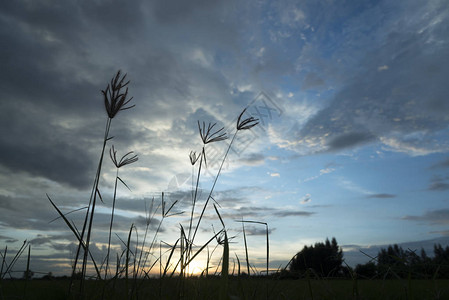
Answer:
0 234 18 243
0 195 15 211
428 175 449 191
0 0 244 193
0 131 95 189
201 204 315 221
402 209 449 225
241 226 275 236
429 230 449 236
366 193 396 199
273 210 315 217
428 182 449 191
30 235 55 246
0 193 159 236
150 0 227 23
237 153 265 166
302 72 325 90
430 158 449 169
327 132 376 151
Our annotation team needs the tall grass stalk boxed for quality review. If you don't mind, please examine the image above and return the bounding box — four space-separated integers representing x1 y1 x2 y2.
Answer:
187 109 259 271
77 117 111 292
105 146 138 279
219 231 229 300
0 241 27 280
214 203 229 299
22 244 31 299
242 221 250 275
125 224 134 300
238 220 270 276
45 71 134 298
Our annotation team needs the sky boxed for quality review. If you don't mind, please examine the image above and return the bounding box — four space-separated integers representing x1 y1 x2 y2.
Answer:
1 0 449 277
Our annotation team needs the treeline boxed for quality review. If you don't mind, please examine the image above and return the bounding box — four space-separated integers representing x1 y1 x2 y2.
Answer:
355 243 449 279
282 238 449 279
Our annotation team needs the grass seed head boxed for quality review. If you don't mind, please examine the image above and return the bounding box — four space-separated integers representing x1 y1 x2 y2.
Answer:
189 150 200 165
237 108 259 130
198 121 228 144
102 70 135 119
110 145 138 168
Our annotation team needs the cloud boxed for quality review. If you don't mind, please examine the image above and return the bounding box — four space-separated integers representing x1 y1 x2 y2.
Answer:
428 182 449 191
271 0 449 155
366 193 396 199
430 158 449 169
429 230 449 236
242 226 275 236
302 72 325 90
326 132 376 151
302 165 336 183
319 168 335 175
402 209 449 225
237 153 265 166
30 235 56 246
273 210 314 217
0 0 252 195
428 175 449 191
338 178 372 195
0 234 18 243
300 194 311 204
201 201 315 220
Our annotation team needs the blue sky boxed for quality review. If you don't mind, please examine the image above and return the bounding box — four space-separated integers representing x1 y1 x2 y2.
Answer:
0 0 448 276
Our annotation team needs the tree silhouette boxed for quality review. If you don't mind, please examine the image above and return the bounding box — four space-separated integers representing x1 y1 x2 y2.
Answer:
433 243 449 277
356 243 449 279
289 237 343 277
354 261 377 279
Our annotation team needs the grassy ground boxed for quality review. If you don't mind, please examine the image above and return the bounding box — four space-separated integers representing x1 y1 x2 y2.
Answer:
2 277 449 300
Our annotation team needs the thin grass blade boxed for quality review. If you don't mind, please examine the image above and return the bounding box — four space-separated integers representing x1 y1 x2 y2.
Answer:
117 176 132 192
219 231 229 300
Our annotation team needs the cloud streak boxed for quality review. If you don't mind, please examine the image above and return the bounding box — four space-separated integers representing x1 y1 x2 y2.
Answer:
402 209 449 225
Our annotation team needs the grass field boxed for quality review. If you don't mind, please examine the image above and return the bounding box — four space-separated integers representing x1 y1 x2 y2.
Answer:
2 277 449 300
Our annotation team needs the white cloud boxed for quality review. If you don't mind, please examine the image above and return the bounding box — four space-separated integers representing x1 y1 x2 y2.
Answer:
320 168 335 175
280 7 306 27
189 48 213 67
303 175 318 182
338 178 372 195
380 133 449 156
255 47 265 58
301 166 336 183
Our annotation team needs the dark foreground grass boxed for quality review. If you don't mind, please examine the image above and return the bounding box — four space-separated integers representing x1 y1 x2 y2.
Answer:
2 278 449 300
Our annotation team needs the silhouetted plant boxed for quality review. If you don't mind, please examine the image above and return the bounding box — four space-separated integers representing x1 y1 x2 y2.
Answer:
105 145 138 279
